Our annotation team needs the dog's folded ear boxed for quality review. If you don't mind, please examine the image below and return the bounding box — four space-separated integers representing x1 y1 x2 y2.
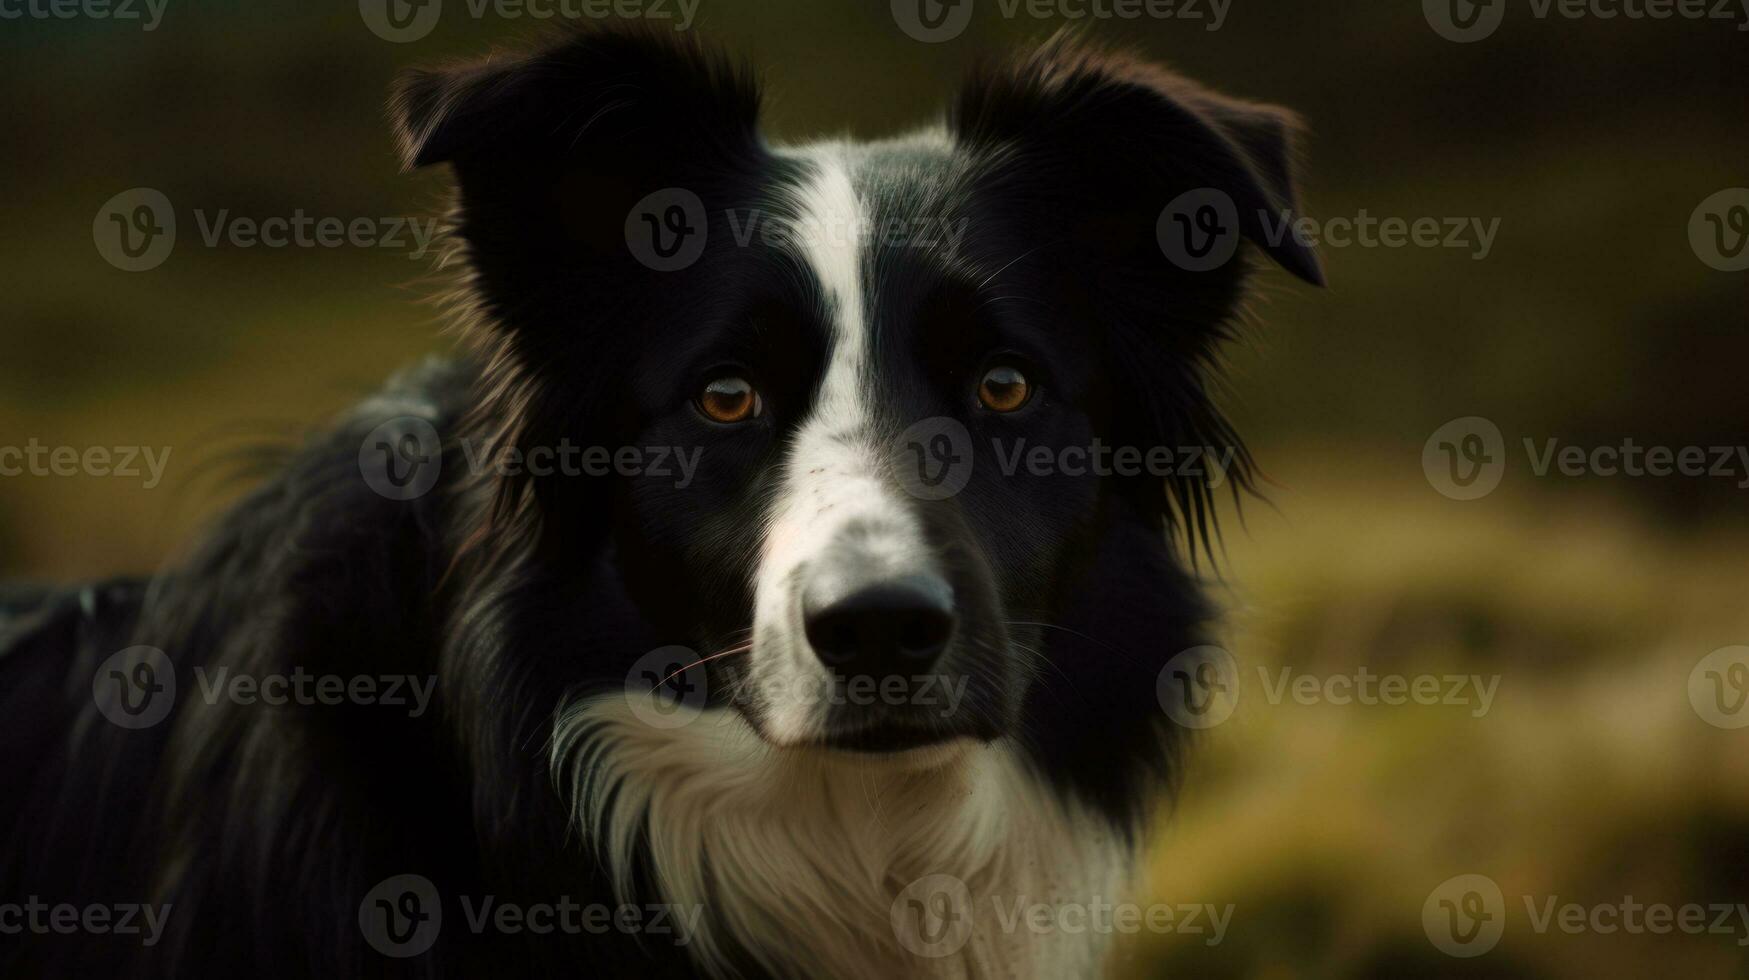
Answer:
391 25 763 174
951 34 1324 286
386 26 769 283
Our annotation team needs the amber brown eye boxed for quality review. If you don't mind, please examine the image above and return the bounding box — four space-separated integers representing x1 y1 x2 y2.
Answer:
698 376 762 423
977 364 1032 413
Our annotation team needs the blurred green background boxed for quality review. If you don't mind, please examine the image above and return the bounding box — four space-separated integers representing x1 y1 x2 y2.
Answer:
2 1 1747 976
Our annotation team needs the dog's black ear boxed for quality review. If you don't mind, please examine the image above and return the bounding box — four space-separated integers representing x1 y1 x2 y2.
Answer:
951 34 1323 286
950 36 1322 560
391 26 763 174
386 26 770 309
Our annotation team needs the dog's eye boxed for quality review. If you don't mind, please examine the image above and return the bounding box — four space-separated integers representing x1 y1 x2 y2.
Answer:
977 364 1032 413
698 376 763 424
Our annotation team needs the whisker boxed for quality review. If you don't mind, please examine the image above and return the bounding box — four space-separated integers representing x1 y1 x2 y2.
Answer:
1003 619 1157 672
650 641 753 692
975 242 1052 291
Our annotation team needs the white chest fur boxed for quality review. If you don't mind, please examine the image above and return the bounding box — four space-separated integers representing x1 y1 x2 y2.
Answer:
554 700 1133 979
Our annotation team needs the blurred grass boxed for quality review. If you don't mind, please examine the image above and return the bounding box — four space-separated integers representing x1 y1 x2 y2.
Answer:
1117 450 1749 978
2 2 1746 976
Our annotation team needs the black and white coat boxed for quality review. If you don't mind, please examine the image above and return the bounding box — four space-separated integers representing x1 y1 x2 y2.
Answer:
0 26 1319 979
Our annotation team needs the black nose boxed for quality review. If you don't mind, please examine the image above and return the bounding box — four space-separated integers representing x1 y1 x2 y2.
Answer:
803 574 956 675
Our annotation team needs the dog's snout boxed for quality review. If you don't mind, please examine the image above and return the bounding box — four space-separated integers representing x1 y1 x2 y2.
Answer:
803 573 956 674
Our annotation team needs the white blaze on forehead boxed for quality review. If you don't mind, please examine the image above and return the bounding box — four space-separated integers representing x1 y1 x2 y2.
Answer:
750 145 935 744
790 147 867 351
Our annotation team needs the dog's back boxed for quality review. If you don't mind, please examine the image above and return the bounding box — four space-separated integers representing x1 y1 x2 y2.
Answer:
0 579 156 973
0 362 462 977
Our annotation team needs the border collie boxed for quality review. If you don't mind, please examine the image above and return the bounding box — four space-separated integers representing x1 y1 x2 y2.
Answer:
0 25 1319 979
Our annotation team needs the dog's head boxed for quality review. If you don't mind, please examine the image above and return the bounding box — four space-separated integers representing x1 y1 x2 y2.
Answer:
396 27 1319 760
